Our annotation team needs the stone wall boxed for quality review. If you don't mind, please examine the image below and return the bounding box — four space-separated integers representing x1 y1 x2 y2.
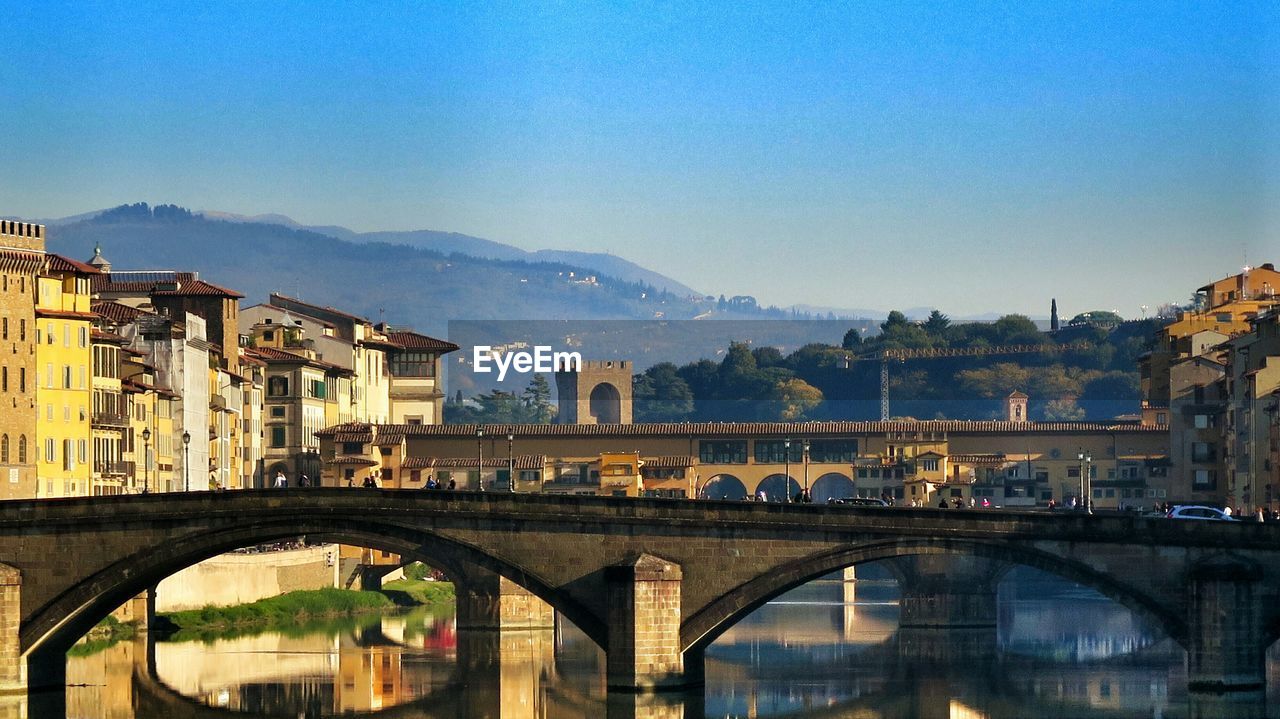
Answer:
155 545 340 612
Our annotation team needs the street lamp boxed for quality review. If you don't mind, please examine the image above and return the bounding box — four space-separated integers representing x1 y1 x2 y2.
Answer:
476 426 484 492
507 431 515 493
783 438 792 504
802 439 811 502
1077 449 1092 514
141 428 151 494
1085 452 1093 515
182 430 191 493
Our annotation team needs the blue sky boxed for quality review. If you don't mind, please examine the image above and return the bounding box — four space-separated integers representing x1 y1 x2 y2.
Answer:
2 2 1276 317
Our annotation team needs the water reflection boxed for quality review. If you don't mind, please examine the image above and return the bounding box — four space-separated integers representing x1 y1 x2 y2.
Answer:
53 565 1280 718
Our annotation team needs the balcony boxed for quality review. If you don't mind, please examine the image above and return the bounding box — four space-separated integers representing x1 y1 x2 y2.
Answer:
91 412 129 428
93 461 133 477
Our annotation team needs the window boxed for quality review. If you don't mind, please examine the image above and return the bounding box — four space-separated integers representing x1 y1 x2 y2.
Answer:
78 326 87 348
63 365 72 389
44 438 54 464
17 436 25 463
342 441 363 454
1191 442 1215 463
1193 414 1211 429
1193 469 1216 490
920 458 939 472
271 406 286 417
309 379 326 398
63 324 70 347
270 427 287 448
699 440 747 464
388 351 437 378
0 435 6 463
263 330 274 342
63 439 74 470
1 318 6 340
268 376 289 397
17 368 24 392
1 367 6 392
753 440 802 463
807 439 858 463
18 319 24 341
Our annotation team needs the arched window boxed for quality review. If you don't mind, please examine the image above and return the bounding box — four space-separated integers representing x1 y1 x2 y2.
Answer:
17 436 26 464
0 434 8 463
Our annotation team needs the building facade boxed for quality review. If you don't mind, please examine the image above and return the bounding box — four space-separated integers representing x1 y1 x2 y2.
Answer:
0 220 45 499
316 420 1169 509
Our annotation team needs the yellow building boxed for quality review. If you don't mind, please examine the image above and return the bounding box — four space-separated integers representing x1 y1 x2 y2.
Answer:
90 328 129 495
34 255 96 497
123 350 176 493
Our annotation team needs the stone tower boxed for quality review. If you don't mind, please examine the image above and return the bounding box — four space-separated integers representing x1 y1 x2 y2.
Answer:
555 360 633 425
1005 391 1029 423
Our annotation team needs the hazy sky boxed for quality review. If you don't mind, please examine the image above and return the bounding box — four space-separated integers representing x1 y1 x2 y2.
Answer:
2 2 1276 317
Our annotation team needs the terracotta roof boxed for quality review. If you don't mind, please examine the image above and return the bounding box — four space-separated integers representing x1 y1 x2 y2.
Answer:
374 430 405 447
243 347 352 374
91 328 127 345
642 456 696 469
91 301 151 324
46 254 100 275
93 272 243 298
270 293 369 324
35 308 97 320
333 430 374 444
407 455 546 470
316 419 1166 439
151 278 243 298
386 331 460 353
949 453 1007 465
327 456 378 467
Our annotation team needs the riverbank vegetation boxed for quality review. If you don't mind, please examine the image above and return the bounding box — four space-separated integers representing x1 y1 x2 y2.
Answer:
381 578 455 606
159 587 394 634
68 615 137 657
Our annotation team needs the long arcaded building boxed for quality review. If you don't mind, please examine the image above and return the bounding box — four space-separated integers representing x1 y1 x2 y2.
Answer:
316 414 1169 510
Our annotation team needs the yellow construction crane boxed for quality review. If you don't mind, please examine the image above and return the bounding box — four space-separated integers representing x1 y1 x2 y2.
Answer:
847 342 1094 420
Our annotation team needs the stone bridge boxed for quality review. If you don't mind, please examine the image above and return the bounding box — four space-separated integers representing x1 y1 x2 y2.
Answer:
0 490 1276 705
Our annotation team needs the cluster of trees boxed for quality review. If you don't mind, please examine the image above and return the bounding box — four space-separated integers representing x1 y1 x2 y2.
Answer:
630 310 1159 422
444 375 556 424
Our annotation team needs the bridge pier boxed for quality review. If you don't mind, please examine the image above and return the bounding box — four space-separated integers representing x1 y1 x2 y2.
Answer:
454 566 555 631
605 554 693 692
1187 556 1266 693
892 555 1002 629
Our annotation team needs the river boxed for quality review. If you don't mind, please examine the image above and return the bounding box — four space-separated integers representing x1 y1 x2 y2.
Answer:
56 564 1280 718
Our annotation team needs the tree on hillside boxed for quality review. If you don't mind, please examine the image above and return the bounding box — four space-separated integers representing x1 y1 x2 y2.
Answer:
1044 398 1086 421
522 374 555 423
633 363 695 422
771 378 824 421
841 328 862 350
923 310 951 336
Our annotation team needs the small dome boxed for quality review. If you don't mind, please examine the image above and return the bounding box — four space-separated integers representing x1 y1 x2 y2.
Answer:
86 243 111 272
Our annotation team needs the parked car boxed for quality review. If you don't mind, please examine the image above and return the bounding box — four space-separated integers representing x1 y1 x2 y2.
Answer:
830 497 890 507
1167 506 1239 521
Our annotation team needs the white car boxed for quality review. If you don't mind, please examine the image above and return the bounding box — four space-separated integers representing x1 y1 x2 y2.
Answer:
1167 506 1239 522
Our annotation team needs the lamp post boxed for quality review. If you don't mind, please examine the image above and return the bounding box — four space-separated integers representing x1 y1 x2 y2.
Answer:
783 438 791 504
1077 449 1092 514
476 426 484 492
1085 451 1093 514
507 431 515 493
802 439 811 502
141 428 151 494
182 430 191 493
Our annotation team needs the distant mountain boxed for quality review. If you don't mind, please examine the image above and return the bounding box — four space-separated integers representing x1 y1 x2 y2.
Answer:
193 210 703 298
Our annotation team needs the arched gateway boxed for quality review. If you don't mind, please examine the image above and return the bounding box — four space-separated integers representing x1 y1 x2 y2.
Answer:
0 490 1275 699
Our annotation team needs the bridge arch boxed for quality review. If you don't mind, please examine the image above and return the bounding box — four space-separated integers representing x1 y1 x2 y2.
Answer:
756 474 800 502
681 537 1187 656
700 474 746 500
810 472 854 503
25 517 606 661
